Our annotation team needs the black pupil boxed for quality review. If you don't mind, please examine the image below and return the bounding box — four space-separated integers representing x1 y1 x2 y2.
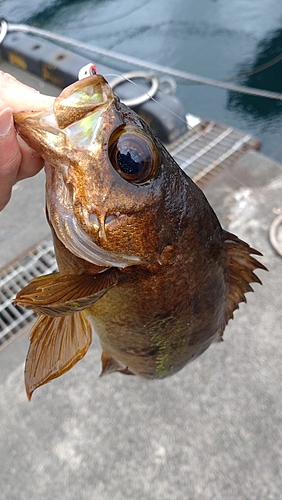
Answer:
117 148 143 175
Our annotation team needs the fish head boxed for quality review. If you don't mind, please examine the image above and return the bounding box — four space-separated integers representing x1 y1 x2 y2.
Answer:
15 75 184 268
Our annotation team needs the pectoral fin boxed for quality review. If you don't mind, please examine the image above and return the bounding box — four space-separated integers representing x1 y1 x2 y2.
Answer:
224 230 267 324
25 311 92 400
14 268 119 316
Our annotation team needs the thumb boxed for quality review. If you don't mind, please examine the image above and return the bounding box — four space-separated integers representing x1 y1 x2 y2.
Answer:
0 103 21 210
0 71 55 113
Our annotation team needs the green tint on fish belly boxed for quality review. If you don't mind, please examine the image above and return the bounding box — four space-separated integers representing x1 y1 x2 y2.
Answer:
136 311 191 378
150 326 187 377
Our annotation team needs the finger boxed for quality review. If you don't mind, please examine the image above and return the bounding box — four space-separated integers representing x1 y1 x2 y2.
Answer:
0 105 45 211
0 106 21 210
0 71 54 113
16 136 45 182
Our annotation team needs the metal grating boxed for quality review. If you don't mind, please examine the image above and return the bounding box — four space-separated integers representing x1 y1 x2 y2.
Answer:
0 238 57 350
0 119 261 349
168 120 261 186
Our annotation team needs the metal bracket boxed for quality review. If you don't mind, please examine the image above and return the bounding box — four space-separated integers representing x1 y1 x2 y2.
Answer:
0 19 8 44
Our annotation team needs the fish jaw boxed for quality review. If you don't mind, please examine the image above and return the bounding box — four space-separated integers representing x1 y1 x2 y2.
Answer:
43 160 144 268
15 76 150 268
14 75 116 162
44 155 159 268
14 75 179 268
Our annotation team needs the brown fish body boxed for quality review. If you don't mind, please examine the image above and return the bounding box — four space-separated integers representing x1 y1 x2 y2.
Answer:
14 75 265 398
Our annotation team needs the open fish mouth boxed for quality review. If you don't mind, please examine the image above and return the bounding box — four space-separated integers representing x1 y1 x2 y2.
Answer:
15 75 144 269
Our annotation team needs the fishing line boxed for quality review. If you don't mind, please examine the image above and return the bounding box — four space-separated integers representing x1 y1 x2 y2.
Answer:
3 22 282 197
107 74 277 198
104 72 208 146
103 73 268 244
103 73 282 199
79 67 199 138
111 74 267 201
6 22 282 101
104 74 255 207
104 73 188 128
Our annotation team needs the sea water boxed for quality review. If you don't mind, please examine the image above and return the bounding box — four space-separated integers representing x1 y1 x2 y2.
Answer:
2 0 282 162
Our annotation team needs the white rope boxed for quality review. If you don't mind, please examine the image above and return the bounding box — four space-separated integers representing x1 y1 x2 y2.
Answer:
5 21 282 102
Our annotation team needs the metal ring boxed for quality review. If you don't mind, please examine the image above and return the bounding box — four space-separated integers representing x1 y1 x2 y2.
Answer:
0 19 8 44
269 213 282 257
110 71 159 107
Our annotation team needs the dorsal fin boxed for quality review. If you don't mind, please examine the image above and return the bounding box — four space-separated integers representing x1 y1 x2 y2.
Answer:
223 230 267 324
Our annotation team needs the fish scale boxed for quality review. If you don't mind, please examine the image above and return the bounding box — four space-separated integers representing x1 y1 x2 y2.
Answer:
14 74 266 400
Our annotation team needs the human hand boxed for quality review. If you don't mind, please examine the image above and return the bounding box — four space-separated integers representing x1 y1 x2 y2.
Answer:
0 71 55 211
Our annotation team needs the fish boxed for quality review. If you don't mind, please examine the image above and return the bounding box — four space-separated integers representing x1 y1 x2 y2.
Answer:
14 74 266 400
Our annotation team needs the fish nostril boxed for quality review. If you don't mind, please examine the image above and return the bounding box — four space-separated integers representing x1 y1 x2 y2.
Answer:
89 212 100 230
105 213 126 225
105 215 116 225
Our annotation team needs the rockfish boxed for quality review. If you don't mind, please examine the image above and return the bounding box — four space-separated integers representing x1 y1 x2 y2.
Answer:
14 75 266 400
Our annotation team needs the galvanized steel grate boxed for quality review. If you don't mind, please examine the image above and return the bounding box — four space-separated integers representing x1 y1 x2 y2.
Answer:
168 120 261 186
0 119 260 349
0 238 57 349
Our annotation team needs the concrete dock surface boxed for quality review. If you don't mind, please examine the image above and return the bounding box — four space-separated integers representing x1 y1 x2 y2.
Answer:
0 150 281 500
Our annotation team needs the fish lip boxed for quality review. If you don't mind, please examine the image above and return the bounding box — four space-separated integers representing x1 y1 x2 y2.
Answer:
16 75 143 268
14 75 115 135
14 107 58 132
49 208 143 268
45 164 145 269
45 166 143 268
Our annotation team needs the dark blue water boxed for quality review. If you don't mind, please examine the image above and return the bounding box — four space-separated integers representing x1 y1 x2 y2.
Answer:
2 0 282 162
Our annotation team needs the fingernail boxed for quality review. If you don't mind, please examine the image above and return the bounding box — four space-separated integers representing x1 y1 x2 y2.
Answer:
0 108 13 138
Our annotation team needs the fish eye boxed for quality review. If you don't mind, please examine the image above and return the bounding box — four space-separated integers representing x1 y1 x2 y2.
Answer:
108 126 160 184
